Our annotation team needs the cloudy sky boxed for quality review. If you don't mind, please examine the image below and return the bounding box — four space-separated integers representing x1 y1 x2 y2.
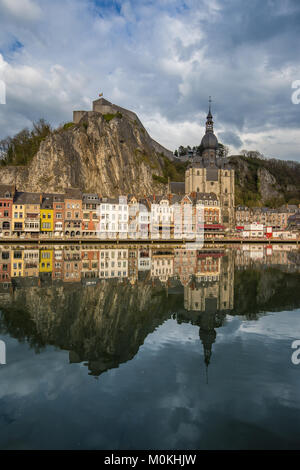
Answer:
0 0 300 160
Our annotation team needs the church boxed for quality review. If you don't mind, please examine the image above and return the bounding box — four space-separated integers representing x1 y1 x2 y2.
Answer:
185 102 235 228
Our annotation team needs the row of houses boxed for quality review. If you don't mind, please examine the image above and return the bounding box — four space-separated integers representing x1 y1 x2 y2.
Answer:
0 184 224 240
235 205 300 230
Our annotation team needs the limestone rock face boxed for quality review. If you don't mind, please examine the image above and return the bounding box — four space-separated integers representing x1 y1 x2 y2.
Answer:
0 111 170 196
257 167 281 202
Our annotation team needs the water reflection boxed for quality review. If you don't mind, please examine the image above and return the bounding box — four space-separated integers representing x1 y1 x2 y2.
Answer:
0 243 299 378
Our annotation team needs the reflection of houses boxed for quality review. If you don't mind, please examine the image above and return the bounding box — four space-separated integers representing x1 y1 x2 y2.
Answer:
39 249 53 274
151 251 174 282
128 247 138 283
63 245 81 282
11 248 24 277
81 246 99 279
138 247 151 271
183 250 234 313
174 249 198 285
99 249 128 279
52 246 64 280
23 248 39 277
0 246 11 283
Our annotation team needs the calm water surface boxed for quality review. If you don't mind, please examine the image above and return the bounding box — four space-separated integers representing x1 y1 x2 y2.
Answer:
0 244 299 449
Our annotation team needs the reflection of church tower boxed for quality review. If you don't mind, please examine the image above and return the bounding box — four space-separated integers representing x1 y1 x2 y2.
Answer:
181 250 234 378
199 327 216 382
199 305 218 380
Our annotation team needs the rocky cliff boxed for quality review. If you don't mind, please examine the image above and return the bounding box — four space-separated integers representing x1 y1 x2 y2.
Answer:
0 110 172 196
229 155 300 206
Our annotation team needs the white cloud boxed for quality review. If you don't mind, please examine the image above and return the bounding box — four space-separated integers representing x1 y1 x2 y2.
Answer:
0 0 299 161
0 0 41 22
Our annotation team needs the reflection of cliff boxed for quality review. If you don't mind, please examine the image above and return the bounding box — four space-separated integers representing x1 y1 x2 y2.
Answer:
0 279 181 375
234 267 300 318
0 245 300 377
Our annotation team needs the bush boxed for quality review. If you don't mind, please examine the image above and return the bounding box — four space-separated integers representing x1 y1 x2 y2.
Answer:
152 174 167 184
63 122 75 130
103 112 122 122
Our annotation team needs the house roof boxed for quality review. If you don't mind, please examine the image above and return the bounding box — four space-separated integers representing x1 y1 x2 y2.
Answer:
13 191 41 204
170 182 185 195
64 188 82 200
82 194 101 203
0 184 15 198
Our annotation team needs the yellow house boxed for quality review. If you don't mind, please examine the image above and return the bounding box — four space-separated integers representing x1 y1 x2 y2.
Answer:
40 208 54 232
39 249 53 273
12 196 25 236
40 194 54 234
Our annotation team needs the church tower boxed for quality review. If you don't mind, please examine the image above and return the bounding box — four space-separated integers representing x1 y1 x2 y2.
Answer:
185 99 235 228
199 97 218 165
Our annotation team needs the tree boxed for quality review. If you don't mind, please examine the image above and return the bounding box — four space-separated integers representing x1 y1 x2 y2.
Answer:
0 119 52 166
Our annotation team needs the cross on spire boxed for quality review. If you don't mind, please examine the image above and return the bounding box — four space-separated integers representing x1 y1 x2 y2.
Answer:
208 96 212 118
206 96 213 132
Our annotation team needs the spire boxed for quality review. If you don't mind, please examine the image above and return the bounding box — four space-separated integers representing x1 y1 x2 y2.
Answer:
199 326 216 383
206 96 214 133
207 96 212 118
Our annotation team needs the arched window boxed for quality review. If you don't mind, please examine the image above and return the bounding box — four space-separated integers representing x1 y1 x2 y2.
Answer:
197 171 200 176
